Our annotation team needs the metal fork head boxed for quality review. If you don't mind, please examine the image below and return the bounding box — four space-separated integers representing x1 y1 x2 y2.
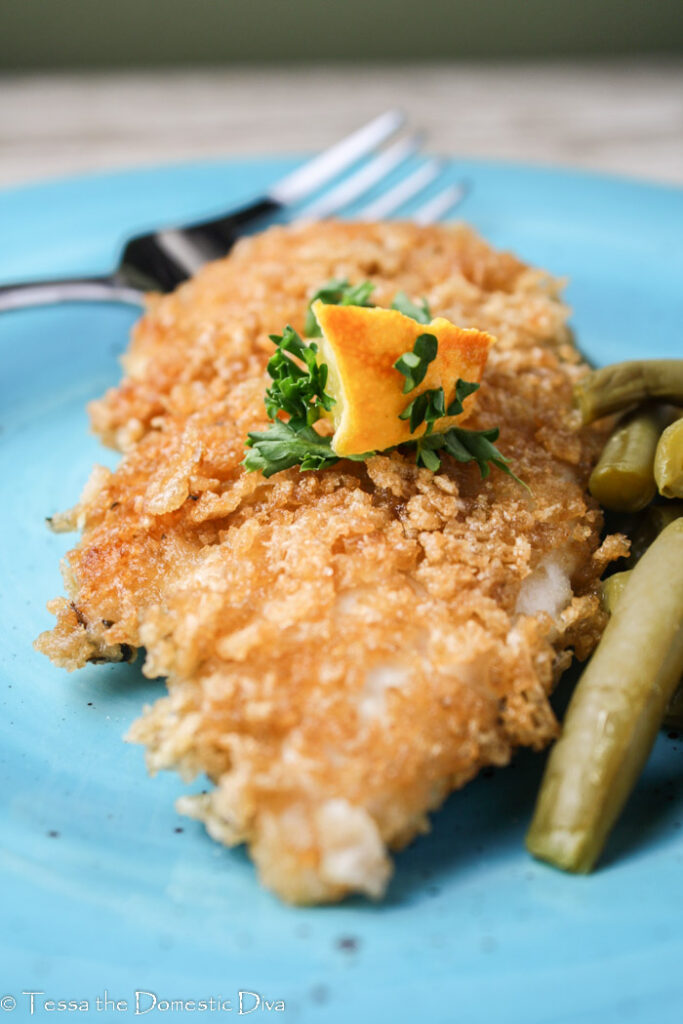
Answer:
117 111 415 293
297 139 468 226
0 111 468 312
122 117 468 293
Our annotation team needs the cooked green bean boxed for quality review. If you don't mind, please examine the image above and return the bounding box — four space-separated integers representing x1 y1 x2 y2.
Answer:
589 406 663 511
600 562 683 731
574 360 683 425
654 417 683 499
601 512 683 731
600 570 631 613
600 568 683 729
526 518 683 873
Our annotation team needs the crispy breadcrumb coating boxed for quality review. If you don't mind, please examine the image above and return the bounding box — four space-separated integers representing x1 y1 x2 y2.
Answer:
35 222 627 903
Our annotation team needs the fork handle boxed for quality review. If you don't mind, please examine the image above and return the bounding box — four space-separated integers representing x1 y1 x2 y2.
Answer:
0 275 145 313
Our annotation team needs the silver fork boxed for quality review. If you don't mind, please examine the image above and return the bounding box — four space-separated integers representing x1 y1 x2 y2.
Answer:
0 111 467 313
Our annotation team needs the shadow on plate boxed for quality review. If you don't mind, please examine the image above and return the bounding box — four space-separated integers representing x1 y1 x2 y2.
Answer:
600 737 683 869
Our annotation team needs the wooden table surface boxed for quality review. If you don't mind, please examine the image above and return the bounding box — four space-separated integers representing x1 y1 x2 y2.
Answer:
1 62 682 189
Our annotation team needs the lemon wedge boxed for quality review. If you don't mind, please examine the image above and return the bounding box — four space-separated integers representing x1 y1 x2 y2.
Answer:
311 300 495 457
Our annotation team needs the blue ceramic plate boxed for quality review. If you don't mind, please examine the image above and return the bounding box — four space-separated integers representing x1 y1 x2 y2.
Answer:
1 159 681 1024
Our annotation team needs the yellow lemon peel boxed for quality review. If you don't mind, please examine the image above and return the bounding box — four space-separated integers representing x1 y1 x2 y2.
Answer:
312 300 495 457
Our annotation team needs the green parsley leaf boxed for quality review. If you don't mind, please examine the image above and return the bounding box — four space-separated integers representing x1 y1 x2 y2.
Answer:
391 291 431 324
264 325 335 428
400 378 480 435
243 419 338 478
341 280 376 306
446 378 480 417
442 426 505 476
414 438 442 471
304 278 376 337
414 424 528 488
394 366 526 485
394 333 438 393
399 387 446 434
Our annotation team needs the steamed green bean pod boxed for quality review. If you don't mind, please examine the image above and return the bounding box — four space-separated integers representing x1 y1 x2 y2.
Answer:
654 417 683 499
588 406 663 511
601 565 683 731
526 518 683 873
574 360 683 425
600 570 631 614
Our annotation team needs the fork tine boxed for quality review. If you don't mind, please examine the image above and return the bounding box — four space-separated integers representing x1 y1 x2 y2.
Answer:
297 134 422 220
413 182 469 225
269 110 405 207
357 159 444 220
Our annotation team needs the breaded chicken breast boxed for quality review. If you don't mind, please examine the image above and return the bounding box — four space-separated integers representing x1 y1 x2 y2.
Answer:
36 222 627 903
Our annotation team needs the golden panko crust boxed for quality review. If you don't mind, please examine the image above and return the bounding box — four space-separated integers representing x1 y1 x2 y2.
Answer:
35 221 627 903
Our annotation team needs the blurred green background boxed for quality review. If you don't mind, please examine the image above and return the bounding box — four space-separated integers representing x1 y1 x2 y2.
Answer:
2 0 682 68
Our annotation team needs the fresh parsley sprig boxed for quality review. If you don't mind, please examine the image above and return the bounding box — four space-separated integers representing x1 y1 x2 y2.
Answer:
447 378 482 416
244 419 338 477
263 325 335 427
394 333 438 393
390 291 431 324
394 341 524 483
442 426 515 478
399 387 445 434
400 377 482 434
410 422 522 481
244 326 341 477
